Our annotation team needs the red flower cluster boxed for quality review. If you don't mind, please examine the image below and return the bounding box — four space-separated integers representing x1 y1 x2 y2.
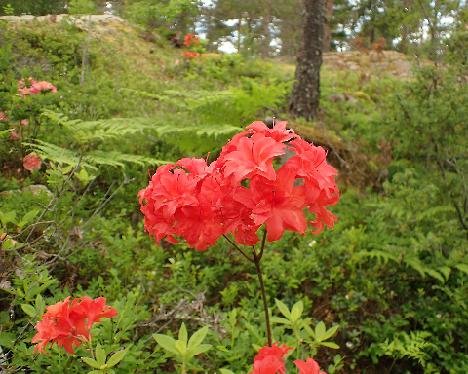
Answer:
18 78 57 96
139 121 339 250
32 296 117 354
23 153 42 171
0 111 8 122
183 51 201 59
252 343 326 374
184 33 200 47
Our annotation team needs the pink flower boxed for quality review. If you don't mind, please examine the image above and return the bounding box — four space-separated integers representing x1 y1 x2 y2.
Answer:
294 358 327 374
20 119 29 126
0 111 8 122
23 153 42 171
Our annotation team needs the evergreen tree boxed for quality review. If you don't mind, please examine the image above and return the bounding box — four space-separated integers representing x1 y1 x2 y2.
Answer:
289 0 326 120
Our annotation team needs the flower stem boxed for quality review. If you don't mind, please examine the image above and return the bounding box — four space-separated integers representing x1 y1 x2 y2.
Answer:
223 230 272 346
253 230 272 346
223 234 254 262
88 338 95 360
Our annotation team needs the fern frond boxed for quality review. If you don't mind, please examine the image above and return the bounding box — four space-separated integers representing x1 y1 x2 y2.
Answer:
24 140 168 170
87 151 168 168
378 331 435 366
23 140 82 167
41 110 155 144
353 249 399 265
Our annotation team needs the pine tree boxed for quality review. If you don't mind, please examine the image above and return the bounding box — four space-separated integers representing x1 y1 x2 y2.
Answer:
289 0 326 120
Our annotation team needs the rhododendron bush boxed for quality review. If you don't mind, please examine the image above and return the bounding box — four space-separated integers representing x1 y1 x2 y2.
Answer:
137 120 339 372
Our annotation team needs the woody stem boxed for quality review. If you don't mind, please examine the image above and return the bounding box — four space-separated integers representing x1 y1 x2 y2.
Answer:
253 229 272 346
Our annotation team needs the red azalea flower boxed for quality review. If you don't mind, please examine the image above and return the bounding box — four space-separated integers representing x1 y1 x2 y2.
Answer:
23 153 42 171
247 121 296 143
184 33 200 47
294 358 327 374
240 167 307 242
70 296 118 329
222 132 285 182
251 343 293 374
139 121 340 250
32 296 117 354
18 78 57 96
183 51 201 59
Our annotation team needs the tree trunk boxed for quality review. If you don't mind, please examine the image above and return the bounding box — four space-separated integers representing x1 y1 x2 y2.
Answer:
289 0 325 121
323 0 333 52
262 15 271 57
369 0 375 44
237 16 242 53
400 0 411 53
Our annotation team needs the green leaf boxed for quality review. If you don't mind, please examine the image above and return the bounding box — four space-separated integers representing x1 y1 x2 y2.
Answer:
35 294 45 311
153 334 178 355
0 332 15 348
315 321 327 342
188 326 209 350
95 344 106 366
290 301 304 321
439 266 451 281
18 209 40 229
271 317 291 325
21 303 36 318
175 339 187 356
320 341 340 349
455 263 468 275
178 322 188 343
425 269 445 283
0 211 17 227
106 349 128 368
321 325 339 341
82 357 100 369
187 343 212 357
219 368 235 374
275 299 291 319
1 238 18 251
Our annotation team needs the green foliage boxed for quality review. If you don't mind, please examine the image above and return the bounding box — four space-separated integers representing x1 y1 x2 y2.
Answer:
68 0 97 15
81 344 128 373
153 323 212 372
0 0 66 16
125 0 198 34
272 299 340 356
